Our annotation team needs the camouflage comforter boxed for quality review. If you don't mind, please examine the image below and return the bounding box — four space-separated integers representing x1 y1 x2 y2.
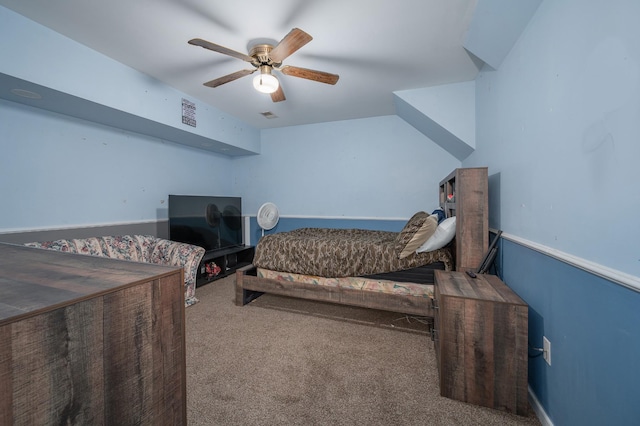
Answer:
252 227 453 277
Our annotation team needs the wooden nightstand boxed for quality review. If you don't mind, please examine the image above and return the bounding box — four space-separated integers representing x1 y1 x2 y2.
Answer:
433 270 529 415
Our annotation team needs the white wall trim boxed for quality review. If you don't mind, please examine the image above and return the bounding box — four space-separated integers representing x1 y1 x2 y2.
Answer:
502 232 640 293
246 214 410 221
529 386 553 426
0 219 166 235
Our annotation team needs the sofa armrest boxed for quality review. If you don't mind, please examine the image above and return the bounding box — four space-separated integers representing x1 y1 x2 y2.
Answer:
146 238 205 299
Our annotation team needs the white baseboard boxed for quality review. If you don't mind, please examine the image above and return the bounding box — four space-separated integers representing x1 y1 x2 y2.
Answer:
529 386 553 426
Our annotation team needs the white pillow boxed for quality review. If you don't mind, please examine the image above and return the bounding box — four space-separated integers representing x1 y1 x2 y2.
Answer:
416 216 456 253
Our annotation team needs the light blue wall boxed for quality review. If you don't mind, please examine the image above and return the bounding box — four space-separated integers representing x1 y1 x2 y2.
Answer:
0 5 255 234
233 115 460 219
3 2 639 423
0 99 233 231
469 0 640 278
467 1 640 424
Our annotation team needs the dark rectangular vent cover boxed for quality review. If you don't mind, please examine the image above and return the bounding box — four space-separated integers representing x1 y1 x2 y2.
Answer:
260 111 278 119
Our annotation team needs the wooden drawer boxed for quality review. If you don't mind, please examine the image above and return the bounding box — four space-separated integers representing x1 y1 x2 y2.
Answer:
433 270 528 415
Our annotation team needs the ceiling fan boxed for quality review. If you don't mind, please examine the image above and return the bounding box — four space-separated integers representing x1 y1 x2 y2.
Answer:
188 28 339 102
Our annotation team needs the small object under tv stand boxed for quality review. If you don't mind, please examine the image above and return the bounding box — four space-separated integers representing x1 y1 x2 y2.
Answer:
196 245 255 287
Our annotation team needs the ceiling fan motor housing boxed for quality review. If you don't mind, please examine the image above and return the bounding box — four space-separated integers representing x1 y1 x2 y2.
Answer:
249 44 281 68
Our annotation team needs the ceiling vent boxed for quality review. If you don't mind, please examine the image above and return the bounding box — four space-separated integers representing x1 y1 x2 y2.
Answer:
260 111 278 119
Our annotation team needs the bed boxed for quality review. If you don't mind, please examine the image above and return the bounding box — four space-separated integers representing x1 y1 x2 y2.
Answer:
235 211 457 317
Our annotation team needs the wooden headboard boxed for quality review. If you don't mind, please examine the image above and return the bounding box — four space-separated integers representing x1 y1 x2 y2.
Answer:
438 167 489 271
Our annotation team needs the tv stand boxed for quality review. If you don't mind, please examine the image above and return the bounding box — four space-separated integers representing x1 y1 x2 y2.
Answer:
196 245 255 287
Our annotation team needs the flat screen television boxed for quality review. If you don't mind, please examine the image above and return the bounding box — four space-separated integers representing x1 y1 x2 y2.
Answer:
168 195 243 252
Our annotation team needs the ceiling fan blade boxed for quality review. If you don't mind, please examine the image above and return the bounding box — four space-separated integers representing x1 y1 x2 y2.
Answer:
280 65 339 85
270 85 286 102
188 38 254 62
203 69 255 88
269 28 313 63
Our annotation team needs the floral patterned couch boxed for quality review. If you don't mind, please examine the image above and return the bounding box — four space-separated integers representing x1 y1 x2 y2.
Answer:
25 235 206 306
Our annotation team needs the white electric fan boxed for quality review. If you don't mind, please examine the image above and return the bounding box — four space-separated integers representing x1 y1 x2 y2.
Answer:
257 202 279 236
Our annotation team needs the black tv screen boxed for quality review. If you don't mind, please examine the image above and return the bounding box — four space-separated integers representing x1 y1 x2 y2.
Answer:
169 195 242 252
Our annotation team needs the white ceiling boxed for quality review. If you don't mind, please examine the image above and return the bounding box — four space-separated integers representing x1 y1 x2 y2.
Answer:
0 0 482 130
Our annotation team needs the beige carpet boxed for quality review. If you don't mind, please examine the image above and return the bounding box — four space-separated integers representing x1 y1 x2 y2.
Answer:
185 275 541 426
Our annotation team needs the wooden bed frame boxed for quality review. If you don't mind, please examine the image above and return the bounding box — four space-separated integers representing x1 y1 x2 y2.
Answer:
234 167 488 318
235 265 436 317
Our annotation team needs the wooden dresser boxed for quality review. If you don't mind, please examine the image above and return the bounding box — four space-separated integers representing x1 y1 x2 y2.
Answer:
433 270 528 415
0 243 187 425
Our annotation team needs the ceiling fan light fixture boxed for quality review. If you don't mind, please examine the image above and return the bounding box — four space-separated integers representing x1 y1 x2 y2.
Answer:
253 66 279 94
190 29 338 103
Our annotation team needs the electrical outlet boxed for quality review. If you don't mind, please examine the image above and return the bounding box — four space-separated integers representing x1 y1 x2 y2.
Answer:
543 336 551 365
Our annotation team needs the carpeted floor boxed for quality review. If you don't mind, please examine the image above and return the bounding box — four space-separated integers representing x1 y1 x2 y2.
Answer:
185 275 541 425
